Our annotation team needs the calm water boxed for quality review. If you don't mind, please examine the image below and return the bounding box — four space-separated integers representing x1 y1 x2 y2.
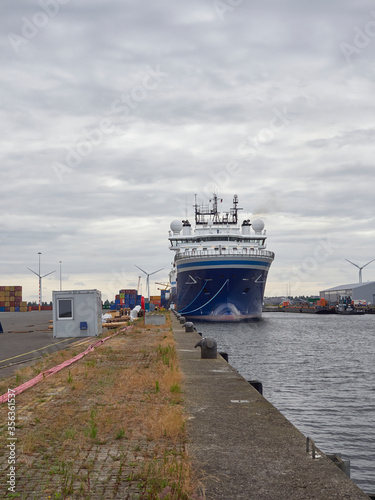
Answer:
197 312 375 494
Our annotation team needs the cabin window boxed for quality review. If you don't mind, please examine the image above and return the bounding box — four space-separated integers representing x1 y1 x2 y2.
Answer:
57 298 73 320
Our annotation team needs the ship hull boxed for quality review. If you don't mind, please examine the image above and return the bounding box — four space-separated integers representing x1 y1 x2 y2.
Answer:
175 255 273 321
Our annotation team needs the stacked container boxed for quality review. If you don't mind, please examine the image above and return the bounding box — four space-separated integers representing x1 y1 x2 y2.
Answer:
0 286 27 312
150 295 161 307
114 289 138 310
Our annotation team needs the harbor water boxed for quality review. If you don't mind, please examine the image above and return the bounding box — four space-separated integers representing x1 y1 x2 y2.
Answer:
196 312 375 495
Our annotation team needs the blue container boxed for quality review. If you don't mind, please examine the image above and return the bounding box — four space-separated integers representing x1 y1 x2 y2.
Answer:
116 304 121 310
15 307 20 312
115 299 120 305
110 304 116 310
0 306 4 312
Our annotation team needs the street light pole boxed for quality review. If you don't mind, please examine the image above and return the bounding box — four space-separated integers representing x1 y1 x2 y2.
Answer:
59 261 62 291
38 252 42 311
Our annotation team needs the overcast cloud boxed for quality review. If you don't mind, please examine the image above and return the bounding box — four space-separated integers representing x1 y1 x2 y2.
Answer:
1 0 375 302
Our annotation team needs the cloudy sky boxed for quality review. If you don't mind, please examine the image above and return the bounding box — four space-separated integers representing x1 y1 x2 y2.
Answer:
1 0 375 302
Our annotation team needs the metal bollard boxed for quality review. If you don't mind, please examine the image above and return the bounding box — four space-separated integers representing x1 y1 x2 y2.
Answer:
184 321 195 332
248 380 263 395
179 316 186 325
219 351 229 362
194 337 217 359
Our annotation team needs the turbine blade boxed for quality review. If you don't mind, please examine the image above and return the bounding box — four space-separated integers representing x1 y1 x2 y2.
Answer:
345 259 360 269
149 268 164 276
135 265 147 275
362 258 375 269
41 270 56 278
27 267 39 277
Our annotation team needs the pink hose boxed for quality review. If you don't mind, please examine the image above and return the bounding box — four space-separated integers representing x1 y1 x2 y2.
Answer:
0 326 131 404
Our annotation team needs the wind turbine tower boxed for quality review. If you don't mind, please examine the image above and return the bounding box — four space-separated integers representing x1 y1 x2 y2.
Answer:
345 258 375 284
135 265 163 302
27 252 56 310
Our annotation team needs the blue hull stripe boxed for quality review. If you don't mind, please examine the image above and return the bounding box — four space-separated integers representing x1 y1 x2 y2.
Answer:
177 259 271 270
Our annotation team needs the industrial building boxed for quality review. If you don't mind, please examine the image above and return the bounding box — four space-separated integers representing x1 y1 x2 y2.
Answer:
320 282 375 306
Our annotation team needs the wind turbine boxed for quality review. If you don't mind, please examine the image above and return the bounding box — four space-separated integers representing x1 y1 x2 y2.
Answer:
135 265 164 301
27 252 56 310
345 258 375 284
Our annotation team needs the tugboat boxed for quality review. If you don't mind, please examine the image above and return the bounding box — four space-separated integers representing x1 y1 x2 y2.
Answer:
336 295 365 315
168 194 275 321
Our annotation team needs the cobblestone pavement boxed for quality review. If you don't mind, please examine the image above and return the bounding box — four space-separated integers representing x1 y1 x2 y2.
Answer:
0 321 190 499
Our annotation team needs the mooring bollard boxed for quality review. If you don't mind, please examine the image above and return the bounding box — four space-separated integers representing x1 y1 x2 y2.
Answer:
184 321 195 332
179 316 186 325
219 351 229 362
194 337 217 359
248 380 263 395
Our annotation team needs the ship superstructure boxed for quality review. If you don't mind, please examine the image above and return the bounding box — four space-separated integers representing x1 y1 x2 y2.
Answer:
168 194 275 321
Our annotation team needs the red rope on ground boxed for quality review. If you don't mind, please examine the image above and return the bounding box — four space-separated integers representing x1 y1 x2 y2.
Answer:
0 325 131 404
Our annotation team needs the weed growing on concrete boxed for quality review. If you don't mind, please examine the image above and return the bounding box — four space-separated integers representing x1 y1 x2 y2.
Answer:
86 409 98 440
115 427 126 440
170 383 182 394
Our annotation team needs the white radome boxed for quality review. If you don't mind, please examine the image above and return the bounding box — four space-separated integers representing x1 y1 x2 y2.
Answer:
170 220 183 234
252 219 265 233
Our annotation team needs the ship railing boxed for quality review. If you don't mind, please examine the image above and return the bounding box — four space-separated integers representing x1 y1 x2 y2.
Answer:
174 248 275 260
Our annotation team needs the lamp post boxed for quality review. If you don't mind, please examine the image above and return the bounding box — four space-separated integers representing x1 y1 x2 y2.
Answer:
38 252 41 310
59 261 62 291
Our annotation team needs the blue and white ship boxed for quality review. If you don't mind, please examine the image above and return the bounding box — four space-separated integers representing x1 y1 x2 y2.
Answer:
168 194 275 321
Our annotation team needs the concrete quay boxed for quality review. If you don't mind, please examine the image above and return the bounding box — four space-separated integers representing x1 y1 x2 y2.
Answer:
171 314 370 499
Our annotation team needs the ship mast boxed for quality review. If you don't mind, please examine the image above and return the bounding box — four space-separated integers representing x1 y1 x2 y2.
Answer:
194 193 242 225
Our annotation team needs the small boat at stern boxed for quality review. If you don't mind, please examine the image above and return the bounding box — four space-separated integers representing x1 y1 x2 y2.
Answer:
168 194 275 321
